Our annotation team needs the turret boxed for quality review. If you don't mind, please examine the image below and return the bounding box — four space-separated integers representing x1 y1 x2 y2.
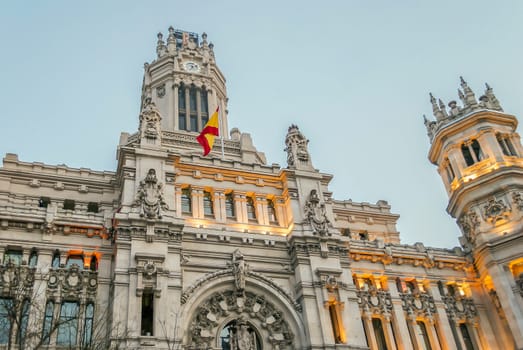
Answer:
425 78 523 348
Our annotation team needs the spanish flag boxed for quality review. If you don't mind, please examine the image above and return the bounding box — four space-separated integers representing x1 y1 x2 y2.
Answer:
196 107 220 156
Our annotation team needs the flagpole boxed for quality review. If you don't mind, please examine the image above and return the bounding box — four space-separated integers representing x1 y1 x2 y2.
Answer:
219 106 225 160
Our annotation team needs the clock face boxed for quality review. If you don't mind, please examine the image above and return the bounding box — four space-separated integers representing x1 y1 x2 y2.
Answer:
184 61 200 73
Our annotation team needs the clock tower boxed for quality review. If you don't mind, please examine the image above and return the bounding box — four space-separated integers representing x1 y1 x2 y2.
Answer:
142 27 229 138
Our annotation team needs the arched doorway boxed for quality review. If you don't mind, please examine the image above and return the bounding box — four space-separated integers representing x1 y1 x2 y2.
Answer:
220 317 262 350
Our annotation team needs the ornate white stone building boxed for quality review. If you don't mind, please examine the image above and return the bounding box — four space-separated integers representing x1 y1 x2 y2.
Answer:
0 27 522 349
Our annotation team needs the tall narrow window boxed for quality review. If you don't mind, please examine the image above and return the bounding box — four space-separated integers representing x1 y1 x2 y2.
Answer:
246 197 256 220
225 193 235 218
498 134 517 157
189 86 198 132
267 199 277 223
201 89 209 125
178 84 187 130
459 323 475 350
83 303 94 347
56 301 79 346
41 301 54 345
141 290 154 336
372 318 388 350
51 251 61 268
471 140 483 161
28 250 38 267
0 298 12 344
16 299 30 345
63 199 75 210
444 159 455 183
415 321 432 350
462 144 474 166
328 303 344 344
181 188 192 214
203 191 214 216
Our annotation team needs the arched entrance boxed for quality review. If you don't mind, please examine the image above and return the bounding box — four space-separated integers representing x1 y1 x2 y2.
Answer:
186 289 297 349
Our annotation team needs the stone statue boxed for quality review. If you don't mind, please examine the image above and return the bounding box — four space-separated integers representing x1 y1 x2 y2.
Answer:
285 124 311 169
232 249 246 294
139 98 162 142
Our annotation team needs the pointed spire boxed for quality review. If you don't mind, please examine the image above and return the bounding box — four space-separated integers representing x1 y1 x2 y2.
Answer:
484 82 503 111
458 89 466 104
167 26 176 53
156 32 166 58
438 99 448 118
430 93 445 121
459 76 478 108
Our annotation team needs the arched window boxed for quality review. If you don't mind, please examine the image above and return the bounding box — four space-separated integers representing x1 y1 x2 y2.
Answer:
41 300 54 345
52 251 61 268
16 299 30 345
246 197 256 220
498 133 517 157
219 319 262 350
201 89 209 125
461 140 483 166
29 249 38 267
225 193 235 218
83 303 94 347
189 86 198 132
181 188 192 214
177 84 212 133
203 191 214 216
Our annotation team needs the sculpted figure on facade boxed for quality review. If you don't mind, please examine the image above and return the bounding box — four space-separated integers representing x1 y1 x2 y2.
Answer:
304 189 330 236
139 97 162 142
285 124 310 168
134 169 168 219
458 209 480 243
232 249 247 295
483 196 510 223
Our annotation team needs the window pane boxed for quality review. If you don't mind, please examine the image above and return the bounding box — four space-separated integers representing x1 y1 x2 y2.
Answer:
57 302 79 345
462 144 474 166
4 250 22 265
179 112 187 131
372 318 388 350
52 252 60 268
460 324 475 350
225 194 235 218
83 303 94 347
178 86 186 109
66 255 84 269
189 87 197 111
29 251 38 267
42 301 54 345
267 199 277 223
246 197 256 220
181 188 192 214
0 298 12 344
201 90 208 113
190 115 198 132
141 292 154 336
203 192 214 216
416 321 432 350
16 299 30 345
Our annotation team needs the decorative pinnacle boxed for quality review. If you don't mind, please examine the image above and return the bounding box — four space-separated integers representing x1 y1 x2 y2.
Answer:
157 32 163 40
168 26 174 34
485 82 491 90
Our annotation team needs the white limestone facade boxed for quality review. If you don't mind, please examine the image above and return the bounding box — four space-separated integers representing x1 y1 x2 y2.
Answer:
0 27 521 350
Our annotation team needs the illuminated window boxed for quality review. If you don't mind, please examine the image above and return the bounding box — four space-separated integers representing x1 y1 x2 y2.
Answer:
219 319 262 350
83 303 94 347
141 290 154 336
4 249 22 265
415 321 432 350
56 301 79 346
498 134 517 157
459 323 475 350
372 318 388 350
66 255 84 269
267 199 277 223
203 191 214 216
87 202 99 213
16 299 29 345
225 193 235 218
41 300 54 345
328 303 344 344
0 298 12 344
51 251 61 268
63 199 75 210
246 197 256 220
181 188 192 214
38 196 50 208
28 249 38 267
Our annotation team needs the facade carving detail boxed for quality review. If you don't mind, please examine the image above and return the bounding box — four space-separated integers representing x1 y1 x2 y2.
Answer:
483 196 510 223
134 169 168 219
399 291 437 318
284 124 310 168
357 287 393 316
47 265 98 301
139 98 162 142
458 209 480 243
304 189 330 236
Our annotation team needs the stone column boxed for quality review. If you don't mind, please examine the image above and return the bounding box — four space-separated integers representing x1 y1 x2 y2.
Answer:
362 312 378 349
255 195 267 226
191 187 204 219
174 185 182 218
196 87 202 131
383 315 398 350
184 87 190 131
429 284 456 350
173 83 179 130
233 193 246 223
406 315 423 350
477 130 501 162
275 197 287 227
426 317 442 350
214 190 225 223
447 146 467 177
389 283 414 350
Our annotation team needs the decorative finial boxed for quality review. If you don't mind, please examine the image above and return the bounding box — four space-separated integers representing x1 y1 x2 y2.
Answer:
459 76 478 108
168 26 174 34
156 32 166 58
438 99 448 118
157 32 163 40
429 93 445 121
484 82 502 111
460 76 466 84
167 26 176 52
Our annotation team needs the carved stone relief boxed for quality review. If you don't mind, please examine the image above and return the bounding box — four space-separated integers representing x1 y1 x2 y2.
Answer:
399 291 437 318
47 265 97 301
139 98 162 142
284 124 310 168
483 196 510 223
134 169 168 219
156 84 166 98
304 189 330 236
458 209 480 243
357 287 393 316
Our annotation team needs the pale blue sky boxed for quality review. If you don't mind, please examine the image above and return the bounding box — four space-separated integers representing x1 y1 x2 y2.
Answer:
1 1 522 248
